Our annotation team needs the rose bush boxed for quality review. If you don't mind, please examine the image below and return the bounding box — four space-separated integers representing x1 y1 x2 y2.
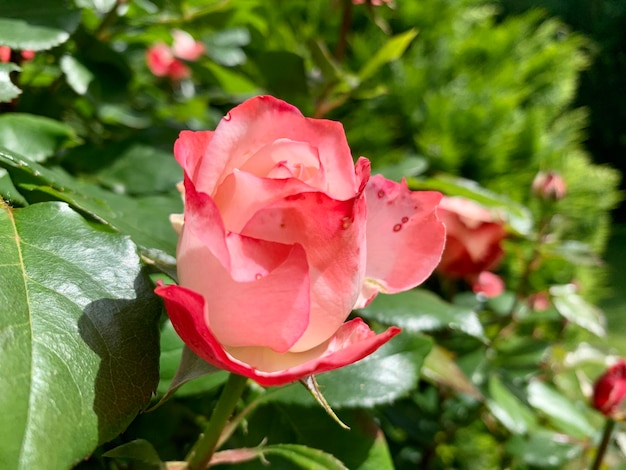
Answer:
156 96 446 386
436 196 506 297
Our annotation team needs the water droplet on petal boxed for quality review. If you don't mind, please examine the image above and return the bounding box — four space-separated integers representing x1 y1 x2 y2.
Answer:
223 112 232 121
255 273 263 280
341 216 351 229
402 216 409 223
393 224 402 232
377 190 385 198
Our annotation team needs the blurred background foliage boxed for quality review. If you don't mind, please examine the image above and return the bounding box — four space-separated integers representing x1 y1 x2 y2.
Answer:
1 0 626 469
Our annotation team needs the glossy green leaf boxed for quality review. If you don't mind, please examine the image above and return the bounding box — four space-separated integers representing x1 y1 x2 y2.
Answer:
487 375 537 434
0 147 181 254
0 0 81 51
357 29 418 83
550 284 606 337
0 62 21 102
526 380 595 439
0 201 160 469
359 289 486 341
60 55 95 95
0 113 78 162
266 333 432 409
262 444 348 470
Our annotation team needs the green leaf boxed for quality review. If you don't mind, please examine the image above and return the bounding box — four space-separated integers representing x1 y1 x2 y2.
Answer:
0 113 78 162
487 375 537 435
262 444 348 470
0 201 160 469
103 439 162 466
550 284 606 337
0 62 21 102
256 51 309 104
60 55 95 95
357 29 419 83
92 144 182 196
526 380 595 439
359 289 486 341
267 333 432 408
506 429 582 467
422 345 482 399
0 0 81 51
205 62 259 95
0 147 181 254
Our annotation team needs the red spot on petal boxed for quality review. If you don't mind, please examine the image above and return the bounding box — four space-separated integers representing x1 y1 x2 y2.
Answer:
377 190 385 198
402 216 409 223
393 224 402 232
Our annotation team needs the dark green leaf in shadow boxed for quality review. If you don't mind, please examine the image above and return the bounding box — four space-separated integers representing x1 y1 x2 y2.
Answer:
103 439 162 468
0 201 160 469
506 429 582 468
261 444 348 470
422 344 482 399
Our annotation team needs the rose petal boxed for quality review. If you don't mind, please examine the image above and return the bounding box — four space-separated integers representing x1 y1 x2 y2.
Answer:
180 180 312 352
193 96 357 199
354 175 445 308
174 130 215 182
155 283 400 387
214 169 317 233
240 173 369 352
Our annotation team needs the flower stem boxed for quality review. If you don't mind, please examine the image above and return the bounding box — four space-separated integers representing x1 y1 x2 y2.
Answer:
185 373 248 470
591 418 615 470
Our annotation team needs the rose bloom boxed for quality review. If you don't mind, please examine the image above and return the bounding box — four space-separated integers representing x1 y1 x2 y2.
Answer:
593 360 626 419
146 31 203 80
436 196 506 297
156 96 446 386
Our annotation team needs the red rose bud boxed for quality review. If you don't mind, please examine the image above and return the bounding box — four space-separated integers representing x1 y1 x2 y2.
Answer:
593 360 626 419
532 170 567 201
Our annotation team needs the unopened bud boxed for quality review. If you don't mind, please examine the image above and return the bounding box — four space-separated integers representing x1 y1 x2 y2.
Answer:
532 171 566 201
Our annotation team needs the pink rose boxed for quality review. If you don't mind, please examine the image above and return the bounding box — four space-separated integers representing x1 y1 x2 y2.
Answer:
593 360 626 419
146 30 204 80
437 196 506 297
156 96 445 386
0 46 11 63
171 29 205 61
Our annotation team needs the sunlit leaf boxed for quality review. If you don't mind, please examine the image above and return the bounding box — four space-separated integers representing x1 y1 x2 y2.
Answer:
0 201 160 469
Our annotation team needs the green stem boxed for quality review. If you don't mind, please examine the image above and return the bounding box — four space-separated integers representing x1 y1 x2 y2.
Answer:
591 418 615 470
185 373 248 470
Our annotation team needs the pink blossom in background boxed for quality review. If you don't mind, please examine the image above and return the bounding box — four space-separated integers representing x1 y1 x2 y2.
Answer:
0 46 36 64
146 30 204 80
0 46 11 63
353 0 392 5
156 95 446 386
593 360 626 419
532 170 567 201
171 30 205 61
437 196 506 297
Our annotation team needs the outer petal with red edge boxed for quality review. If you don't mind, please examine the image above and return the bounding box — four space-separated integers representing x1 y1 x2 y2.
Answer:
174 130 214 183
355 175 446 308
155 282 401 387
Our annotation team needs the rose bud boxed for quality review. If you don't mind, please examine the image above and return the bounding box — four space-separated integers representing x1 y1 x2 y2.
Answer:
532 170 567 201
156 96 446 386
593 360 626 419
436 196 506 297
